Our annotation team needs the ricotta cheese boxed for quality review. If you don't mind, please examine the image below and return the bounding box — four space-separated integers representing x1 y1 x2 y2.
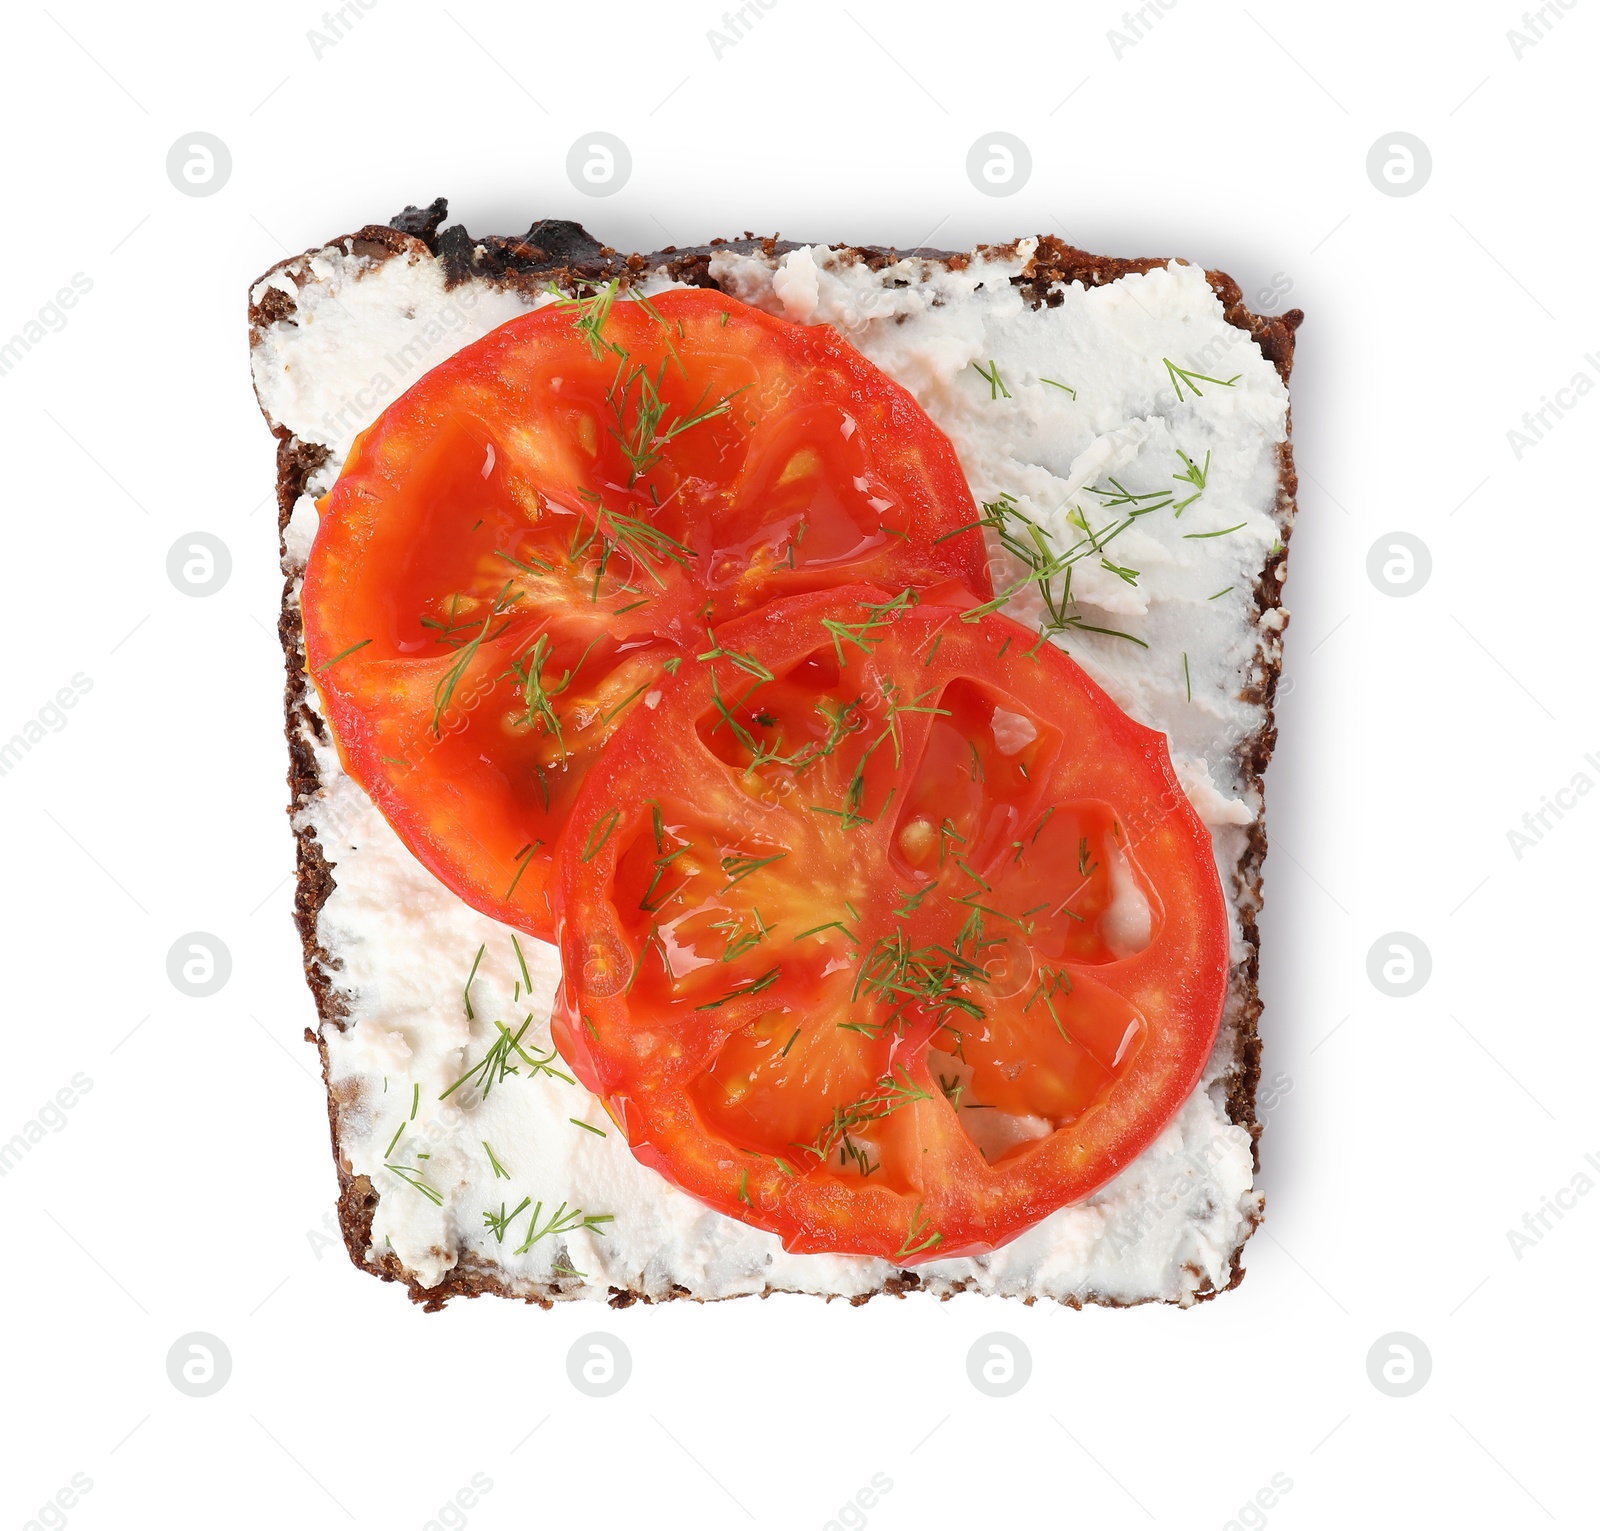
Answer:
254 231 1285 1306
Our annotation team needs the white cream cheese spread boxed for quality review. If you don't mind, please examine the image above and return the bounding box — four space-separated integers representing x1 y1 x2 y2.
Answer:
252 231 1286 1305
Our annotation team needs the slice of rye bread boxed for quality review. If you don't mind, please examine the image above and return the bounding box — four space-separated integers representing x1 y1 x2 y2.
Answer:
252 200 1301 1311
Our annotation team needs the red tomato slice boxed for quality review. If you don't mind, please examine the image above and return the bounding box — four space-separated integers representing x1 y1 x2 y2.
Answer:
300 288 990 939
553 585 1229 1263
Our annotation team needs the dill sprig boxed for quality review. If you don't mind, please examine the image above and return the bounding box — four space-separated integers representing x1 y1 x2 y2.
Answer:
620 922 658 998
512 934 534 994
971 359 1011 400
1022 966 1074 1038
719 850 788 893
1171 448 1210 514
484 1196 531 1243
602 349 748 487
1183 522 1246 540
894 881 937 917
439 1015 575 1103
794 917 859 946
640 842 689 914
1089 477 1172 515
420 593 481 648
462 944 485 1020
950 891 1036 935
697 631 775 682
546 278 622 360
316 638 371 673
852 925 987 1034
386 1164 444 1206
1063 619 1147 648
821 589 919 664
599 681 652 727
694 966 782 1011
483 1140 511 1179
802 1067 933 1170
704 671 861 779
582 808 622 863
504 840 543 902
804 675 940 832
953 854 990 890
430 581 521 737
494 547 553 579
502 632 598 760
710 906 775 963
513 1199 614 1256
569 497 696 595
894 1202 943 1260
1164 357 1240 401
794 695 864 774
948 493 1151 640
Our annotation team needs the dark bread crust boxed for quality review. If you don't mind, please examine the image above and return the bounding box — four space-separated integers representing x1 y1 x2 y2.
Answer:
257 203 1300 1311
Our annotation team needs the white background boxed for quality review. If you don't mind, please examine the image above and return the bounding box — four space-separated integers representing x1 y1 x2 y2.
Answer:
1 2 1594 1527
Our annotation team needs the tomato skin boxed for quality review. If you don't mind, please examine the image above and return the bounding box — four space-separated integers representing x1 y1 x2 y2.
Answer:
301 290 990 940
555 584 1230 1263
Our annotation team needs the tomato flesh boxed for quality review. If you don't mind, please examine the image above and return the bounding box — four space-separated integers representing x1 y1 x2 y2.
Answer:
554 585 1230 1262
300 289 989 939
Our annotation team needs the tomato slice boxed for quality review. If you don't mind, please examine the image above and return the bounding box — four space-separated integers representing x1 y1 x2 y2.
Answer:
553 585 1229 1262
300 289 989 939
